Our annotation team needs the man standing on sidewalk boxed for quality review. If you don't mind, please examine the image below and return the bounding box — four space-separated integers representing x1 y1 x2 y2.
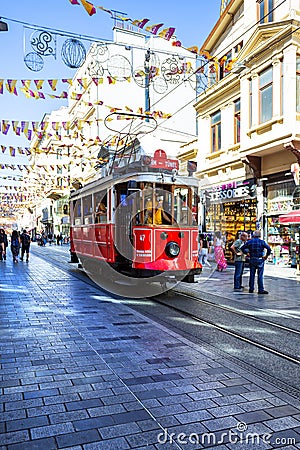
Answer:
241 230 271 294
230 231 248 291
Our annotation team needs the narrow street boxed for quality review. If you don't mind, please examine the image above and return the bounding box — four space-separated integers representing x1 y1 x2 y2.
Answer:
0 244 299 449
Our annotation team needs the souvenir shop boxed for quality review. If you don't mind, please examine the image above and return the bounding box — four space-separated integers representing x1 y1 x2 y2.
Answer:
265 173 298 267
204 178 257 262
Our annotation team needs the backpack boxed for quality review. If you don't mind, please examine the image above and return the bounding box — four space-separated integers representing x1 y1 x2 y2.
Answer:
23 233 30 246
11 237 19 247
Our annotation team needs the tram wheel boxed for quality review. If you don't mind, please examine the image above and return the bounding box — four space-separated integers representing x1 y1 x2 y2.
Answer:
183 274 195 283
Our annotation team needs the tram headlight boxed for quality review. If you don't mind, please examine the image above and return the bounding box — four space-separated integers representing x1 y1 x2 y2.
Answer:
165 241 180 258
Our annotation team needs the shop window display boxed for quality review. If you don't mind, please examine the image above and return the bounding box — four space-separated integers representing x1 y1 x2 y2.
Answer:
206 199 257 261
267 218 298 266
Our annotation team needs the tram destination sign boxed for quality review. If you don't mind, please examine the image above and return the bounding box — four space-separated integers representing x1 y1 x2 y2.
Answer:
142 149 179 171
206 178 256 203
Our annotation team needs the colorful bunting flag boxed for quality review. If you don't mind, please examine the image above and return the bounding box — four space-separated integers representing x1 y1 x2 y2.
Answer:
80 0 96 16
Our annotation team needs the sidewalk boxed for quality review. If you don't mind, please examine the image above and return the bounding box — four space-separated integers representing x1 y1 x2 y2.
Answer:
0 248 300 448
34 242 300 314
176 262 300 317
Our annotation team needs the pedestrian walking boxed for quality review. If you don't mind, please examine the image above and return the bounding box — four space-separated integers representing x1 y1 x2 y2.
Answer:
0 228 8 261
230 231 248 291
213 231 227 271
48 232 53 245
241 229 271 294
20 229 31 262
198 233 211 267
10 230 20 263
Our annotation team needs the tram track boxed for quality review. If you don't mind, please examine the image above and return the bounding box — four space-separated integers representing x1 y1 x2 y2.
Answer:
31 246 300 397
141 292 300 397
152 294 300 364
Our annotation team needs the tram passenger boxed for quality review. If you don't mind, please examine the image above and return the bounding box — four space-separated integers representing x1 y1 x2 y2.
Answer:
144 196 171 225
95 202 107 223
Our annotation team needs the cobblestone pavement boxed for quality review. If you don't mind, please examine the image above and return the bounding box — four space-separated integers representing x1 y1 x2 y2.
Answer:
0 248 300 449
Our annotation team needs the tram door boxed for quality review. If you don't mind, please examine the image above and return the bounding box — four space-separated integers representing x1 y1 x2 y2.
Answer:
114 183 134 263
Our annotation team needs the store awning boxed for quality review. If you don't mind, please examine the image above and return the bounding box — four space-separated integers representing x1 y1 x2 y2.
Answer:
278 209 300 224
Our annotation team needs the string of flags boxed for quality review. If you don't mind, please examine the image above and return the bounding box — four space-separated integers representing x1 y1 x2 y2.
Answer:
68 0 237 72
0 107 171 140
69 0 179 45
0 76 153 99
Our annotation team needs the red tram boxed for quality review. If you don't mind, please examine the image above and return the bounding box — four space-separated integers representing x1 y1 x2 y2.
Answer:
69 147 201 297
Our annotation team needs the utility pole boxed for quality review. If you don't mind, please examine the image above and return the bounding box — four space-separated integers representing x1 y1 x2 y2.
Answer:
144 49 151 120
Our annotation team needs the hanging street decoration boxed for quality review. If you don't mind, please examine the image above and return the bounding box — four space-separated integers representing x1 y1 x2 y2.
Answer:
67 0 238 83
23 26 88 72
24 52 44 72
30 29 56 57
0 105 172 140
61 39 86 68
23 27 57 72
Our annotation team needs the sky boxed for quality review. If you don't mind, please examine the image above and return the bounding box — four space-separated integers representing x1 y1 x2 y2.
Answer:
0 0 221 191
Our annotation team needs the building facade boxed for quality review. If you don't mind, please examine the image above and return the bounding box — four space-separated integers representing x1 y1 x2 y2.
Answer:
181 0 300 265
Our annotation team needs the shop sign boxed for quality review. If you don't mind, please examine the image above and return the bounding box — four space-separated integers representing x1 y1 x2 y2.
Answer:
267 198 293 214
206 179 256 203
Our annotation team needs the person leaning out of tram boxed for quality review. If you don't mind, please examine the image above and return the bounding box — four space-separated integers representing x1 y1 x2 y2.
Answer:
144 196 171 225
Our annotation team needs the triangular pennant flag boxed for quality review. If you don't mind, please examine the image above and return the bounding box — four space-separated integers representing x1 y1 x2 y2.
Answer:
34 79 44 90
187 46 199 54
48 79 58 91
158 27 175 41
20 87 32 99
80 0 96 16
12 121 19 133
107 76 116 84
62 79 73 85
6 80 18 95
145 23 164 35
32 122 39 131
131 18 149 29
2 121 10 135
21 80 31 89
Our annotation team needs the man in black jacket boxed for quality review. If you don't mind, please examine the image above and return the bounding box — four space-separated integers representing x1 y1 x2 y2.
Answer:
20 230 31 262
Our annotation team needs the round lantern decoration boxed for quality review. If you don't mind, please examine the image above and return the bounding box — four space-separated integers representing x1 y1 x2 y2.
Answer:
61 39 86 69
24 52 44 72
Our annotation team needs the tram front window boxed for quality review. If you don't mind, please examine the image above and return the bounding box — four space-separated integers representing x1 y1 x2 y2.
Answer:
144 194 172 225
174 187 189 226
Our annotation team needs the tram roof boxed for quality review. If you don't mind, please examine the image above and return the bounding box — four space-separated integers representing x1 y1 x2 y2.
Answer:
70 171 199 199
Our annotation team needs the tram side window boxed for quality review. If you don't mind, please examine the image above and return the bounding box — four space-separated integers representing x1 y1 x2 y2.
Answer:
94 191 107 223
83 195 93 225
73 199 82 226
174 188 189 225
192 191 199 225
